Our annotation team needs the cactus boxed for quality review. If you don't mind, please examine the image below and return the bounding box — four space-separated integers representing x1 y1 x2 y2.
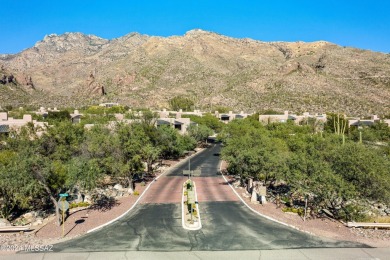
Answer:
333 113 347 145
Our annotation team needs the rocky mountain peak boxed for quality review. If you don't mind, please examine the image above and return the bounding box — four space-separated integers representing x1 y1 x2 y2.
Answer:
183 29 223 39
185 29 210 34
34 32 109 53
110 32 149 48
0 30 389 115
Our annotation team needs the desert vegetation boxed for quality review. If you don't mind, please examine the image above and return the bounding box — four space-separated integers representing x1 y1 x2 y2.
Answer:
0 109 207 224
220 116 390 221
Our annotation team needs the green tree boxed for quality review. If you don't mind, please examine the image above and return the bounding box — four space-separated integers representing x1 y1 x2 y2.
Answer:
219 115 390 221
285 138 356 215
80 124 117 175
177 134 197 154
200 113 225 133
182 114 224 133
84 106 106 115
187 124 213 143
38 121 85 161
155 125 195 159
115 123 148 187
349 121 390 143
221 119 288 184
107 106 126 114
66 157 104 191
169 96 194 111
13 123 88 225
0 151 41 219
140 144 161 174
329 143 390 204
46 110 71 124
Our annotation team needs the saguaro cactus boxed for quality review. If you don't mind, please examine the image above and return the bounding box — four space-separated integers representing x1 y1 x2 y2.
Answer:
333 113 347 145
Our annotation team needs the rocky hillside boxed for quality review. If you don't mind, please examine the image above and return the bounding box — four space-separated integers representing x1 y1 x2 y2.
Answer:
1 30 390 116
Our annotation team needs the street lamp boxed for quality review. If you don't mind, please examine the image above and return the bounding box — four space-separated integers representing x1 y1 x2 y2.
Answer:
183 151 194 181
188 151 191 180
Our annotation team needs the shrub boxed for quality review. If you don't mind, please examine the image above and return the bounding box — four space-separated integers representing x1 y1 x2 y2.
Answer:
69 201 90 209
169 96 194 111
282 207 304 216
336 204 369 222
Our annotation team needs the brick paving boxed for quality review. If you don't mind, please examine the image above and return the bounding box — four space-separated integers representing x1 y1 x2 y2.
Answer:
192 177 239 202
140 176 186 204
140 175 239 204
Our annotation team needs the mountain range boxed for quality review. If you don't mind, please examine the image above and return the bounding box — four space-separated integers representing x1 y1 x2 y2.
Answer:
1 29 389 116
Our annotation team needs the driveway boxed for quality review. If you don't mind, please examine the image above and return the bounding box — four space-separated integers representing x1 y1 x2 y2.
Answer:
48 144 367 252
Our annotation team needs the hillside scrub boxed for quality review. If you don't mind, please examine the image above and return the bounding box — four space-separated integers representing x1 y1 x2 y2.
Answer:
2 31 390 115
220 118 390 221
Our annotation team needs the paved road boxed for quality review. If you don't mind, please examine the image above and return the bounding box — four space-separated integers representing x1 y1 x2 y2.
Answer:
39 144 367 252
166 143 222 177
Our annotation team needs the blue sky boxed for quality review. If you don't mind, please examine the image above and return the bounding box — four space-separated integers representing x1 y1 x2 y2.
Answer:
1 0 390 54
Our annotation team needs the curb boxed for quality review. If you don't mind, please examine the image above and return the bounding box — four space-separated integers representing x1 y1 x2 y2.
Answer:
219 161 315 236
87 148 208 234
181 180 202 231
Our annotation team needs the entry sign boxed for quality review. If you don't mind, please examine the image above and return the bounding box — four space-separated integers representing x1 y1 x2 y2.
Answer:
259 186 267 197
187 190 195 204
58 197 69 212
192 170 201 176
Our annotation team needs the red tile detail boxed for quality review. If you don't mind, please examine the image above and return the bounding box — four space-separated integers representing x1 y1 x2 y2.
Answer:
140 176 239 204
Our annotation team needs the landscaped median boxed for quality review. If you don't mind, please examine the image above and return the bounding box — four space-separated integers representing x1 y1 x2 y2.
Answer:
182 179 202 230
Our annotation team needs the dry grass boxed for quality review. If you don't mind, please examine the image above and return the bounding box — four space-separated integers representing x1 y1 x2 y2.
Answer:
367 216 390 224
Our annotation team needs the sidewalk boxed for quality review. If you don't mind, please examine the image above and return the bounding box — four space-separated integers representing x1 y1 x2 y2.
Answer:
4 248 390 260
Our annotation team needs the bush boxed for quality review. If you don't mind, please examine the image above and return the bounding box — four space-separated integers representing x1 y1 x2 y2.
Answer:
69 201 90 209
282 207 304 216
169 96 194 111
46 110 71 123
336 204 369 222
84 106 105 115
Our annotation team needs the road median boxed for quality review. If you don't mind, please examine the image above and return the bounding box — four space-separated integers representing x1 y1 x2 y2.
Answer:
182 179 202 230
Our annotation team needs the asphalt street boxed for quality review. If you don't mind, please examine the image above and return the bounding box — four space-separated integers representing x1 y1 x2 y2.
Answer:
42 143 367 252
166 143 222 177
